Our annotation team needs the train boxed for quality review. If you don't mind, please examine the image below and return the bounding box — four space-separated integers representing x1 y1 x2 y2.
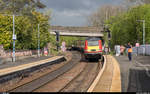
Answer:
84 37 103 61
72 37 104 61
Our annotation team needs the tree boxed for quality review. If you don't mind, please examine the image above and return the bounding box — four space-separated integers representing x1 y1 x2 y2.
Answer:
127 0 150 4
122 0 150 9
0 0 51 50
0 0 45 15
87 5 125 27
108 4 150 48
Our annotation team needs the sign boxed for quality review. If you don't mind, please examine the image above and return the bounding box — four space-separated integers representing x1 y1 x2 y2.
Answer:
44 47 48 56
105 47 108 53
115 45 120 56
136 43 140 47
61 41 66 52
12 34 17 40
62 42 65 47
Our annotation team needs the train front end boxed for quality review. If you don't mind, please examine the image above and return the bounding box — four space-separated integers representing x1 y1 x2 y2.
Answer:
84 38 103 60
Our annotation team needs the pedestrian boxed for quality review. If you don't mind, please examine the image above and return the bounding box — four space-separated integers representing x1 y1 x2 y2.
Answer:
126 43 132 61
120 45 125 55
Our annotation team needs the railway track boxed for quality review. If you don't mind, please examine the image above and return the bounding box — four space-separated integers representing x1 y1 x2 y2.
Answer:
60 62 101 92
34 57 103 92
7 51 103 92
7 51 81 92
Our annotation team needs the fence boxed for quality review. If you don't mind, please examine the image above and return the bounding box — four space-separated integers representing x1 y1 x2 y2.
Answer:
132 44 150 55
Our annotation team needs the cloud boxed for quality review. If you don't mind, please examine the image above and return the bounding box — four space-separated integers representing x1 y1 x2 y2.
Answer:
51 9 88 26
41 0 123 26
41 0 94 11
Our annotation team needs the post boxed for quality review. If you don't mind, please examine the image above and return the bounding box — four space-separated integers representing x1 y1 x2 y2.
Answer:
107 29 111 53
136 47 138 56
137 20 146 55
143 20 145 46
55 31 59 51
38 24 40 57
12 14 16 62
143 20 145 55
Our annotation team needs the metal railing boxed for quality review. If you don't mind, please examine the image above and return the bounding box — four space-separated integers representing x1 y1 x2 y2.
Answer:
132 44 150 55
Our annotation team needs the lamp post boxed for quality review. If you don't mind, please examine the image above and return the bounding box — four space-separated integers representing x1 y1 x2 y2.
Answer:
37 24 40 57
12 14 16 62
2 14 19 62
137 20 145 55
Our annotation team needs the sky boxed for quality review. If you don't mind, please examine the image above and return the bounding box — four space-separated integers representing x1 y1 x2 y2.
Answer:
40 0 123 26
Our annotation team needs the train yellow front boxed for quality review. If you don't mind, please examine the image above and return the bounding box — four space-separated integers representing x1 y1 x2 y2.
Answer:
84 37 103 61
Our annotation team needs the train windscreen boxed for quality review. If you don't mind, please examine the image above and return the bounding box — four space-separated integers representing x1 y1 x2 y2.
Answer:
88 41 99 46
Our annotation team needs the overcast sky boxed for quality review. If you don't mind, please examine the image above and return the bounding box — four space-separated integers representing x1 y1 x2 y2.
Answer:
41 0 123 26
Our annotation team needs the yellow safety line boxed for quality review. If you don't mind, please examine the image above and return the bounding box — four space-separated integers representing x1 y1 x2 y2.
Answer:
110 55 121 92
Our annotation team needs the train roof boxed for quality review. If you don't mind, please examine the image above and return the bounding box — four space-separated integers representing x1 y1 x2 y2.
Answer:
86 37 101 41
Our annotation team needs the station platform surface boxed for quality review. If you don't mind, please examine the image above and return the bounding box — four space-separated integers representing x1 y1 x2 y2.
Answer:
89 54 150 92
115 55 150 92
0 56 64 76
89 55 150 92
115 55 132 92
0 56 52 69
88 55 121 92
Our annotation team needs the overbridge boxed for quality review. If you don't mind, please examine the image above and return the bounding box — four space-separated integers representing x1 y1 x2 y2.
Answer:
49 26 104 37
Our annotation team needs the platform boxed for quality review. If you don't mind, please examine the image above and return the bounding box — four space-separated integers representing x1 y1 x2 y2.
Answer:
0 56 64 76
0 56 52 69
115 55 150 92
0 56 65 84
88 55 121 92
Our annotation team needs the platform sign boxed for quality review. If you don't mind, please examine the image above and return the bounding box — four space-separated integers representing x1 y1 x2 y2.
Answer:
104 47 109 54
44 47 48 56
136 43 140 47
12 34 17 40
62 42 66 47
61 42 66 52
115 45 120 56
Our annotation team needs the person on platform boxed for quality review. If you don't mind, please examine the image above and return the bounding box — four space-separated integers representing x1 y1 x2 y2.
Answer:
120 45 125 55
126 43 132 61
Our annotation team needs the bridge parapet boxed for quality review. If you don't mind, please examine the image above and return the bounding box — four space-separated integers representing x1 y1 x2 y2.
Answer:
49 26 103 37
50 26 102 33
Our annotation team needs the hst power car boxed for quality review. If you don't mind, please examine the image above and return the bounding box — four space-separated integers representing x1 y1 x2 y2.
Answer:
84 37 103 61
